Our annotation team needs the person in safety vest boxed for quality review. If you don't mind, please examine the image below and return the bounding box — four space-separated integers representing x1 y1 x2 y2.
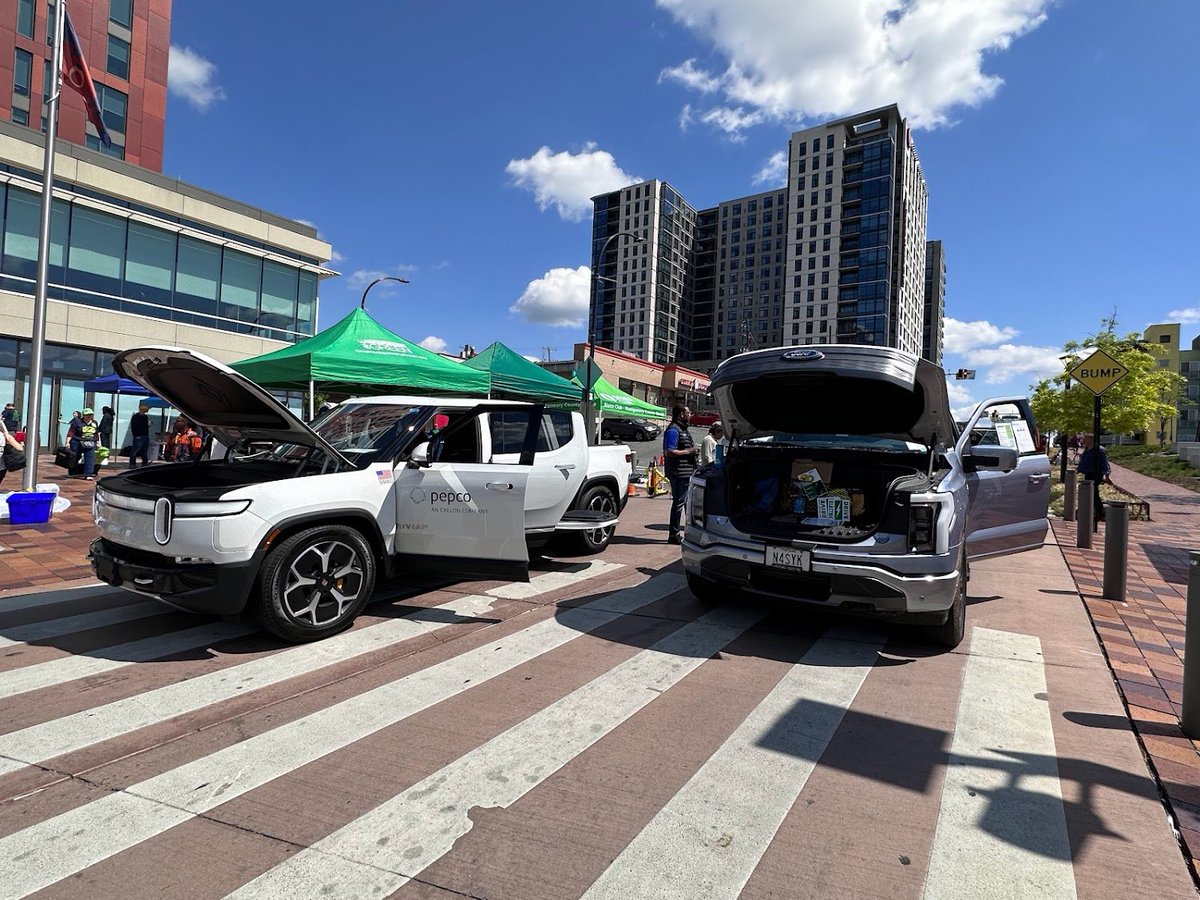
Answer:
68 407 102 480
662 405 698 545
169 417 203 463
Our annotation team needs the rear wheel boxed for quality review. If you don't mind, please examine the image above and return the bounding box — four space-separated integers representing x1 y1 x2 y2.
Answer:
255 525 376 642
573 484 618 553
929 550 967 649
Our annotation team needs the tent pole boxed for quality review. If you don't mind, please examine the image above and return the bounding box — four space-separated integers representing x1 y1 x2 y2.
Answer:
308 381 315 420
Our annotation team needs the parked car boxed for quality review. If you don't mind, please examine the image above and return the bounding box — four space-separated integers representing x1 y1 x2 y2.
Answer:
682 345 1050 648
690 410 722 427
90 347 632 643
601 417 661 442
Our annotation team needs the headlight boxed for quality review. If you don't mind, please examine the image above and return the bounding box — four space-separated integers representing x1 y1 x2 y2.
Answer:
174 500 252 517
689 480 706 527
908 502 938 553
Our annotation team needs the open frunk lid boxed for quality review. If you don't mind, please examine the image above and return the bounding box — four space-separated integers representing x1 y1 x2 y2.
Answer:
709 345 954 447
113 346 352 465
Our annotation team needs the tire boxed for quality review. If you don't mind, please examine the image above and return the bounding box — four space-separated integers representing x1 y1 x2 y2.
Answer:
572 484 618 553
636 430 648 441
254 525 376 642
601 429 612 440
929 550 967 649
687 572 727 607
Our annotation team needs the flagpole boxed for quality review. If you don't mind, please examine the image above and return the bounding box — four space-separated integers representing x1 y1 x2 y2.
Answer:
20 0 67 492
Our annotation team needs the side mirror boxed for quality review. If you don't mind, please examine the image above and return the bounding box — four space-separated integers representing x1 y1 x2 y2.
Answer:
963 445 1019 473
409 442 432 468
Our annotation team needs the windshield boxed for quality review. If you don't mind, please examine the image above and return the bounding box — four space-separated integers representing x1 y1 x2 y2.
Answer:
743 433 923 452
273 403 432 467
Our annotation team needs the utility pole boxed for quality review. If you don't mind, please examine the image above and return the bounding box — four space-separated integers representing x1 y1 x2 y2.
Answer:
542 346 557 362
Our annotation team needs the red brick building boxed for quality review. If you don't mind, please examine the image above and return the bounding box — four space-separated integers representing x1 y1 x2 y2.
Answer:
1 0 169 170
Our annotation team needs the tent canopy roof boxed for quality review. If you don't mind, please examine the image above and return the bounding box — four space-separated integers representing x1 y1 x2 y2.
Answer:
229 308 490 396
461 342 581 403
573 376 667 419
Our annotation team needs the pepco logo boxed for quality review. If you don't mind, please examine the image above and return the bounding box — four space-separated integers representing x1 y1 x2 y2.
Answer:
430 490 472 505
410 488 427 503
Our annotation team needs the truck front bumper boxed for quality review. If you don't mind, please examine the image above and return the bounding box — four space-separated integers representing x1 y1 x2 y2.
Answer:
89 538 263 616
681 533 961 619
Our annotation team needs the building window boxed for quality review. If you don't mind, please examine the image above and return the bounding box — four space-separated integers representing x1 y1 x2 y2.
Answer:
98 84 128 134
67 205 125 296
124 221 174 305
46 1 55 45
12 108 29 127
17 0 35 38
220 249 262 325
14 49 33 96
107 34 130 80
42 59 52 101
109 0 133 29
86 132 125 159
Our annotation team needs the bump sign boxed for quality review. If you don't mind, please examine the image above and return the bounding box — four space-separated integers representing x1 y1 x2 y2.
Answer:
1069 348 1129 395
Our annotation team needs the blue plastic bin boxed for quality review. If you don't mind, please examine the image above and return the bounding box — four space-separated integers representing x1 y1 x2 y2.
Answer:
6 491 55 525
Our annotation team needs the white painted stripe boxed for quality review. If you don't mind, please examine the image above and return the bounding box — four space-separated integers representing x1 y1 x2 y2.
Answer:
0 601 170 650
583 627 885 900
225 602 764 900
486 560 623 599
0 566 617 774
0 621 256 703
0 562 615 702
923 627 1076 899
0 572 680 900
0 584 117 615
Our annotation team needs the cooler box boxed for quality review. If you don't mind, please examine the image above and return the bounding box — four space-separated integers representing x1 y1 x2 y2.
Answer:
6 491 56 524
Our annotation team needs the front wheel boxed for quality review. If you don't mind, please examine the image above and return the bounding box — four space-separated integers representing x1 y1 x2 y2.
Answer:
929 551 967 649
573 485 618 553
254 525 376 642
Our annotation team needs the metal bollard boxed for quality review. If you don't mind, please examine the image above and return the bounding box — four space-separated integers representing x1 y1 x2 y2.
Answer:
1182 552 1200 738
1101 501 1128 601
1063 469 1077 522
1076 480 1093 549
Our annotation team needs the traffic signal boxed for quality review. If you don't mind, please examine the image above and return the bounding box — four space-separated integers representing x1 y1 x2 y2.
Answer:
955 368 976 380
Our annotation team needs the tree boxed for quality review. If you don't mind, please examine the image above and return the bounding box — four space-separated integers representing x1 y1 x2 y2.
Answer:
1030 317 1183 439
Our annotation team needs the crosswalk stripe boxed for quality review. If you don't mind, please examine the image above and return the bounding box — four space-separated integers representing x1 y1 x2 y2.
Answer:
0 584 114 616
0 572 680 900
224 602 764 900
923 627 1076 899
0 600 165 650
0 560 621 703
582 627 885 899
0 621 255 702
487 561 623 599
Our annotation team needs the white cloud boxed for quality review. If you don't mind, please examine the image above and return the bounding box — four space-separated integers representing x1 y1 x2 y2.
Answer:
1168 307 1200 324
510 266 591 327
966 343 1063 384
418 336 447 354
506 144 639 221
753 150 788 186
167 46 226 111
329 249 345 264
656 0 1053 136
946 379 978 420
943 317 1018 354
679 103 695 131
523 355 542 364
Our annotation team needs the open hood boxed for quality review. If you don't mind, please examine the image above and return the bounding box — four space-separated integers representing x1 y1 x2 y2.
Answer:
709 345 954 448
112 347 353 466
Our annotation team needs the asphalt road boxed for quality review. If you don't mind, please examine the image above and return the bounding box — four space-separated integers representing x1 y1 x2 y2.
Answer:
599 425 707 473
0 500 1192 899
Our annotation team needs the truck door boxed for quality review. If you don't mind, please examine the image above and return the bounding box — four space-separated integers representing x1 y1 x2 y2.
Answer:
489 409 586 531
956 397 1051 560
393 406 539 582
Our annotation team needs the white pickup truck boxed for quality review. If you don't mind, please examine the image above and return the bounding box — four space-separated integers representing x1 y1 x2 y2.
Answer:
89 347 632 642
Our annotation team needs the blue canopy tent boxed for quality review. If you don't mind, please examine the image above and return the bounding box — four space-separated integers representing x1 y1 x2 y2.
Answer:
82 373 170 408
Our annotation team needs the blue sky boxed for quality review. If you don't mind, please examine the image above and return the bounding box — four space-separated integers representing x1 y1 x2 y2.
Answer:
160 0 1200 415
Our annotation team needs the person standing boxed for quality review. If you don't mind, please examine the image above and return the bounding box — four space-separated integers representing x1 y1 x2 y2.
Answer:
662 405 698 545
1 402 18 433
129 402 151 467
1077 434 1112 486
0 416 25 487
68 407 101 480
98 406 114 450
699 421 725 466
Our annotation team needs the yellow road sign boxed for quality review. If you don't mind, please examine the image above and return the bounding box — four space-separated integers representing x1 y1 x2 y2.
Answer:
1069 348 1129 395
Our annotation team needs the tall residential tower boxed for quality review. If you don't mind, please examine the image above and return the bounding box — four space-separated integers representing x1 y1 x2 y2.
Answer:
923 239 946 366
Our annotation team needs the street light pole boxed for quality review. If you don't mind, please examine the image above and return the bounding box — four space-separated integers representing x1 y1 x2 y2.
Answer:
583 230 644 444
359 276 409 310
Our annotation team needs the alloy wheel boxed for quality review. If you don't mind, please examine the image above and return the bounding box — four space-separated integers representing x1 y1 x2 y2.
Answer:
282 540 365 627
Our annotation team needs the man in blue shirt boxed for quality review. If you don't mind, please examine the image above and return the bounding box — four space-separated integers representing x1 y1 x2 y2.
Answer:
662 405 698 544
1076 434 1112 485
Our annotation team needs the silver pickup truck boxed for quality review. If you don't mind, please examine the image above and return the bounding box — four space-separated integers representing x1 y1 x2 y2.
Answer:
682 345 1051 648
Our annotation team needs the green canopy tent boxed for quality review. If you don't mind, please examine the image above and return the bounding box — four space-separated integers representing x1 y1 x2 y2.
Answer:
569 375 667 419
460 342 581 403
230 308 490 412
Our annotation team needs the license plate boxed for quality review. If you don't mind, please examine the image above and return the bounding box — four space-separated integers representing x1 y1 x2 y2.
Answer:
766 545 811 573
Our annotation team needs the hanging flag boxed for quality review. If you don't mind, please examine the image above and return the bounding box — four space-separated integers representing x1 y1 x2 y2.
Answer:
60 11 111 147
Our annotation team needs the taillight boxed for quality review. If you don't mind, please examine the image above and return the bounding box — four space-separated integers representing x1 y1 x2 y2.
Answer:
689 480 706 527
908 503 937 553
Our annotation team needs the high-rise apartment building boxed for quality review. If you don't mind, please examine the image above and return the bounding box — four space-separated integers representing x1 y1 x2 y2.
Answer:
2 0 168 170
587 105 935 371
923 239 945 366
590 180 696 363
